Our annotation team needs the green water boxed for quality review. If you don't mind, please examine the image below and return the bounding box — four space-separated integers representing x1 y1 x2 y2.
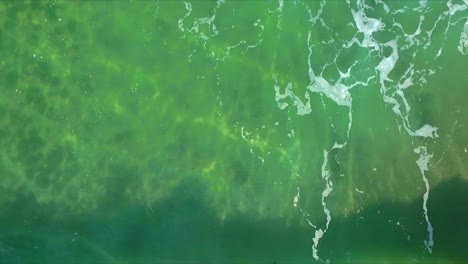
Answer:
0 0 467 263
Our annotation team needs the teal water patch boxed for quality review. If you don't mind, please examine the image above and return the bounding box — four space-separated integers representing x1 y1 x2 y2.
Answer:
0 0 467 263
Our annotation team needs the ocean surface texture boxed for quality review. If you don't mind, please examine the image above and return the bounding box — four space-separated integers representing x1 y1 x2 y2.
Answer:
0 0 467 263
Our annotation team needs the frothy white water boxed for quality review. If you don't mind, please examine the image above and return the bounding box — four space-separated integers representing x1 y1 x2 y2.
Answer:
274 81 312 116
459 20 468 55
312 148 333 261
175 0 468 260
414 146 434 253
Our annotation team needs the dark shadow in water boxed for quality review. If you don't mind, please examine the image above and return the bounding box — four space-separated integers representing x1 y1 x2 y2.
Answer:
322 176 468 263
0 177 466 263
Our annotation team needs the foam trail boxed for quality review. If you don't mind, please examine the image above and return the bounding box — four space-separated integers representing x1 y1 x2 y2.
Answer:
459 20 468 55
312 149 333 261
414 146 434 253
274 80 312 115
267 0 467 259
312 142 347 262
269 0 284 29
293 186 300 208
367 4 438 252
177 2 192 34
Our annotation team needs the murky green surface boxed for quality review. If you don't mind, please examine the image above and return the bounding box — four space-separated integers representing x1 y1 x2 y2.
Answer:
1 0 467 263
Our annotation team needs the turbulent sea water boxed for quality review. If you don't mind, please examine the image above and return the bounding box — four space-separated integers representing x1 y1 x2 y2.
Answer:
0 0 467 263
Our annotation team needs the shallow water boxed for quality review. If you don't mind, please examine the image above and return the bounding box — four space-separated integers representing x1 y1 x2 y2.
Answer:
0 0 467 263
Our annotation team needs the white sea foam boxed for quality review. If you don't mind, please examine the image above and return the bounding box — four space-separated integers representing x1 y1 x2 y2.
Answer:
413 124 439 138
264 0 466 258
459 20 468 55
274 82 312 115
414 146 434 253
293 187 300 208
